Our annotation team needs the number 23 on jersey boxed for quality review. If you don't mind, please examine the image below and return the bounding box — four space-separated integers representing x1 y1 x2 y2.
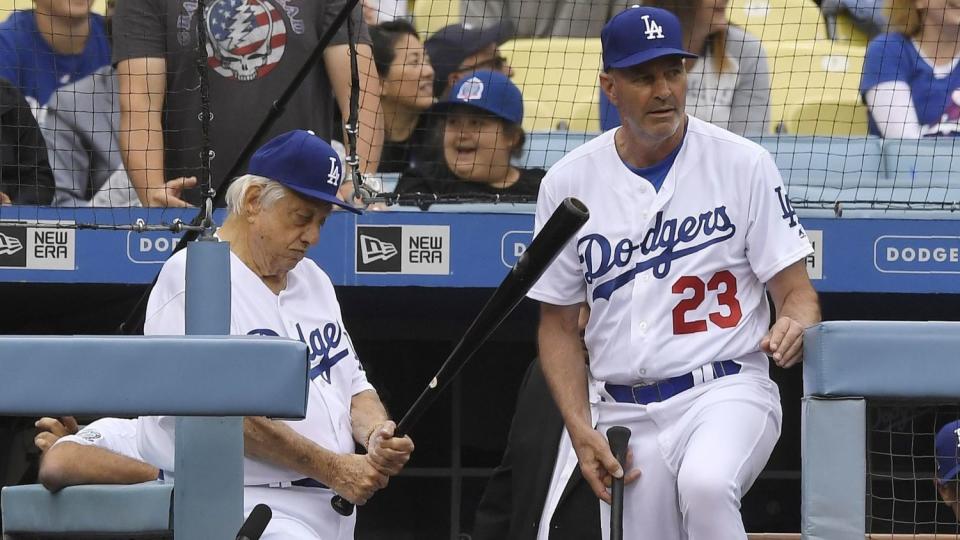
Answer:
671 270 742 335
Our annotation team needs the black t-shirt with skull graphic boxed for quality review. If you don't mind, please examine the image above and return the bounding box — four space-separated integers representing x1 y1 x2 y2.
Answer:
113 0 368 203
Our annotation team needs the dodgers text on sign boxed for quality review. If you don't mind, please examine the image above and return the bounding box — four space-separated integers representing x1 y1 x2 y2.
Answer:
874 236 960 274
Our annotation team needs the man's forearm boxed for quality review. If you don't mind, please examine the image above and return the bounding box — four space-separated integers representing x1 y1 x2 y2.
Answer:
778 285 821 327
39 443 159 492
119 109 166 204
243 416 342 485
350 389 390 448
538 306 593 439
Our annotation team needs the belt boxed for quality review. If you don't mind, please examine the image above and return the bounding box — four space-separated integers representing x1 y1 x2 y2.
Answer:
254 478 329 489
604 360 741 405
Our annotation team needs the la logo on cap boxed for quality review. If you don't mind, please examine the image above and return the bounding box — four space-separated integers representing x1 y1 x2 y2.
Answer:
642 14 665 40
457 76 485 101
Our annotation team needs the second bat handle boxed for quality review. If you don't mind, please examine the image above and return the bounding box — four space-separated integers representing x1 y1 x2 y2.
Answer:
331 495 353 516
607 425 632 540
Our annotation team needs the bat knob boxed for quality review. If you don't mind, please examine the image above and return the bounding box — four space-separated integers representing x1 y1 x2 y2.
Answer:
331 495 355 516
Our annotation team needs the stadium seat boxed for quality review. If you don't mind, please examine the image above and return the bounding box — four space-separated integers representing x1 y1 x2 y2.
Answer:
519 131 595 169
765 40 868 135
726 0 828 43
413 0 462 36
500 38 603 132
881 138 960 189
824 11 872 47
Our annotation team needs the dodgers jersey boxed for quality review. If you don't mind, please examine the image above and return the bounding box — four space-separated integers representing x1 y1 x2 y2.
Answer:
140 246 373 485
528 116 812 384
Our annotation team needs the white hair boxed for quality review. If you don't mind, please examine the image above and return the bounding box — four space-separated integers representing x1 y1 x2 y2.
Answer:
225 174 289 214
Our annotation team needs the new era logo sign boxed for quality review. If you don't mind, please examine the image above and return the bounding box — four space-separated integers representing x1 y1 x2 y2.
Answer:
641 14 664 39
356 225 450 275
0 232 23 255
359 234 398 264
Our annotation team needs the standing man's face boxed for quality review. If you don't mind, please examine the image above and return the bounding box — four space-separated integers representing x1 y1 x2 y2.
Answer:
600 56 687 145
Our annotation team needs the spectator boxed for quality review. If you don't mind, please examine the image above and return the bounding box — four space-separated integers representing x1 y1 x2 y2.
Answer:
1 77 55 205
363 0 408 25
600 0 771 137
935 420 960 521
41 0 136 207
370 20 435 173
462 0 626 38
113 0 384 207
424 22 514 99
396 70 543 204
0 0 110 112
859 0 960 137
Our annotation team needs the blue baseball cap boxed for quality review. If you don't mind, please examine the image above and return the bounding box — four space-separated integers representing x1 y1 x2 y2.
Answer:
431 70 523 125
936 421 960 483
601 5 697 71
424 21 513 97
247 130 361 214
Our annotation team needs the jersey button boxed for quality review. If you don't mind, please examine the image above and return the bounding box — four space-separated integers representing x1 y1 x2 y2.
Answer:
639 369 647 376
638 321 648 332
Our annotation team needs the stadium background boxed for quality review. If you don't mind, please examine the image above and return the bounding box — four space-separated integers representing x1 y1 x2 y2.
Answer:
0 0 959 537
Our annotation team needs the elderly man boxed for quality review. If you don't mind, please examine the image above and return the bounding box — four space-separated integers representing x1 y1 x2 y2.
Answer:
36 130 413 539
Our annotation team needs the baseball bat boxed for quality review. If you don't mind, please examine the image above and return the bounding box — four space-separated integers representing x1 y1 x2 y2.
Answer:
331 197 590 516
607 426 632 540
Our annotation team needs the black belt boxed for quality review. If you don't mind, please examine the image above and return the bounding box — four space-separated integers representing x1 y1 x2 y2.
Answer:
604 360 741 405
292 478 328 489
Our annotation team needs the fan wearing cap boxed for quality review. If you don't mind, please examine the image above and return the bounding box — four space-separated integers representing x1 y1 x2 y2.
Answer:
528 5 819 540
424 22 514 99
138 130 414 539
395 70 544 205
935 421 960 520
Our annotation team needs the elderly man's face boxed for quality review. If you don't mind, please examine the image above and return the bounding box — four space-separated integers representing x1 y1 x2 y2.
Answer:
248 188 332 276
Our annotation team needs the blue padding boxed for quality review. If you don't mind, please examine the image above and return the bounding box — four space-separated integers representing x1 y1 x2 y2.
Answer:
882 138 960 188
755 136 885 189
0 335 308 417
2 482 173 534
804 321 960 398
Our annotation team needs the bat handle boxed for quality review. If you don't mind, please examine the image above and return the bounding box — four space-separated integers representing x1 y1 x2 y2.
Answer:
607 426 631 540
331 495 354 516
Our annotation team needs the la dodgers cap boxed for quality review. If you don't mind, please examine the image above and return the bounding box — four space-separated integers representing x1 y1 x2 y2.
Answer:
424 21 513 96
247 130 361 214
601 5 697 71
431 70 523 125
936 421 960 483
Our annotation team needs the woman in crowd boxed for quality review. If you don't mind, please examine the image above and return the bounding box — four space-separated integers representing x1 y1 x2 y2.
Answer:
600 0 771 136
860 0 960 137
397 70 544 202
370 20 436 173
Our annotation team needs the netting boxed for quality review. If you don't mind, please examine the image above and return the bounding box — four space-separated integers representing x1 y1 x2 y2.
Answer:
869 402 960 535
0 0 958 225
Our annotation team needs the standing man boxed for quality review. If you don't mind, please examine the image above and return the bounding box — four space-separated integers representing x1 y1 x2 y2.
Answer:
0 0 110 112
113 0 384 207
527 6 820 539
139 130 412 539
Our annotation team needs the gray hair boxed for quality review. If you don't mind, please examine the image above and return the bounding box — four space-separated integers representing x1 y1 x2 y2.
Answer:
225 174 289 215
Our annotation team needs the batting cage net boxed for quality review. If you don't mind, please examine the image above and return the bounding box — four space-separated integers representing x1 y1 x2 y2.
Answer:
0 0 958 228
869 403 960 536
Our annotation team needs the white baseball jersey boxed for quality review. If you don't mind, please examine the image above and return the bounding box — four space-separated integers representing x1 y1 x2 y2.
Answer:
52 417 144 462
528 116 812 384
140 246 373 485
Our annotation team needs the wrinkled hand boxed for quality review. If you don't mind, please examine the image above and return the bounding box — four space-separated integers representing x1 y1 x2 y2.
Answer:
0 191 11 205
331 453 388 506
761 316 806 368
572 429 641 504
142 177 197 207
366 421 414 476
34 416 79 452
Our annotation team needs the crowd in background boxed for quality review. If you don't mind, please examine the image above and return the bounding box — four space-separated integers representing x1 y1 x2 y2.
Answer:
0 0 957 207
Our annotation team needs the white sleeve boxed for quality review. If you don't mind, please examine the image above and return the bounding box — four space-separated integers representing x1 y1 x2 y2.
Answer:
143 257 187 335
864 81 923 138
51 418 144 462
744 151 814 283
525 176 587 306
